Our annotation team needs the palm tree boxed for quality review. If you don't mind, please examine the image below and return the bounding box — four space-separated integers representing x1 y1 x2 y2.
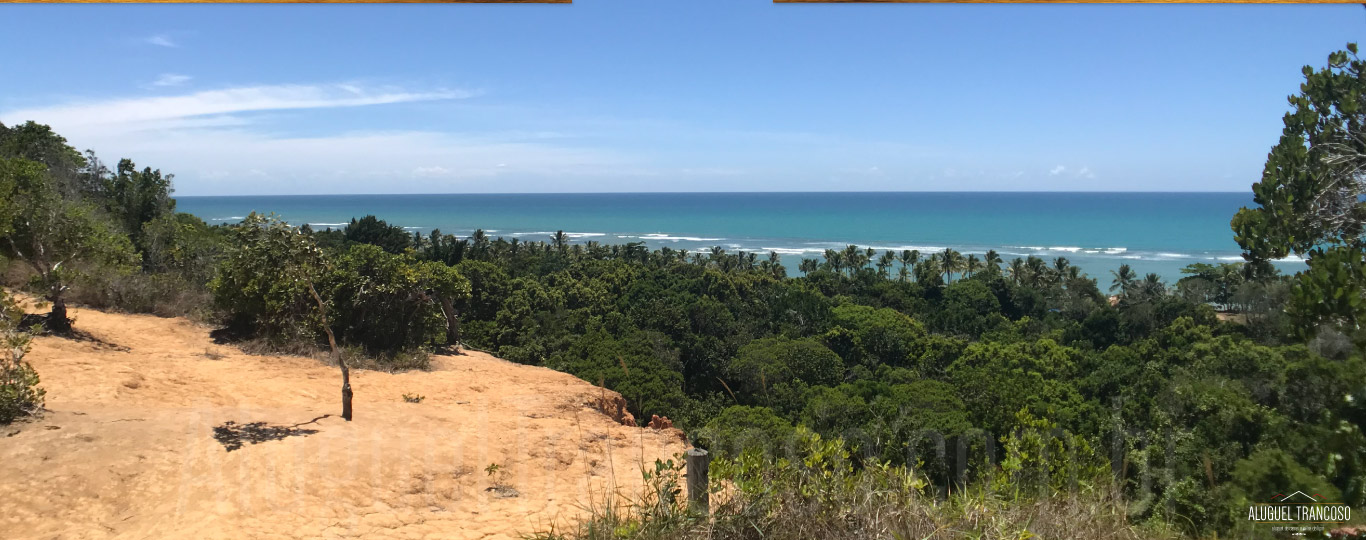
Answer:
823 249 843 275
1140 273 1166 299
983 249 1002 274
965 254 982 278
843 244 864 276
940 248 964 283
765 251 786 278
1007 258 1026 285
470 229 490 259
898 249 920 282
799 258 819 275
552 230 569 254
1024 256 1048 288
916 257 943 285
1110 264 1137 296
709 246 726 268
876 251 895 278
1052 257 1071 279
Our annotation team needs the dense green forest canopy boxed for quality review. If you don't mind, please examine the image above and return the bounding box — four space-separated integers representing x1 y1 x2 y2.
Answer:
2 45 1365 539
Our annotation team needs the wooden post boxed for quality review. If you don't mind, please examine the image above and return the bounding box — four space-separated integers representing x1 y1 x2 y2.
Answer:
685 448 710 513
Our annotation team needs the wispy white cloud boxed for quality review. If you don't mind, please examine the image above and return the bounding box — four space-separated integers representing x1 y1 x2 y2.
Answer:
149 73 192 88
1049 165 1067 176
1076 166 1095 179
412 166 452 177
1 83 473 130
0 82 640 194
145 34 178 48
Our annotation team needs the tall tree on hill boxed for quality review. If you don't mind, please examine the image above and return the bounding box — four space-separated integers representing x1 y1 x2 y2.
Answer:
1232 44 1366 338
0 158 136 332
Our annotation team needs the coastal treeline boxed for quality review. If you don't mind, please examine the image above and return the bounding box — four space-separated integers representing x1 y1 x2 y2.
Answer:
2 45 1365 540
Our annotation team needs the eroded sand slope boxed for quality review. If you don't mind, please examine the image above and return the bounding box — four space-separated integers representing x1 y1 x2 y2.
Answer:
0 303 687 540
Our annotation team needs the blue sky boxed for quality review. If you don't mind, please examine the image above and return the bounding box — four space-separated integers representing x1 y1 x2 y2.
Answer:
1 1 1363 195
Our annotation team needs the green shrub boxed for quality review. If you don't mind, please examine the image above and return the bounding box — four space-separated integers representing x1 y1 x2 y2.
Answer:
723 336 843 400
210 213 324 344
0 293 42 424
696 405 796 459
320 243 468 354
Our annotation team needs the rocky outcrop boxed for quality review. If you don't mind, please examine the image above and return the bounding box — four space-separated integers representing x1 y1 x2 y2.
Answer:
587 389 635 426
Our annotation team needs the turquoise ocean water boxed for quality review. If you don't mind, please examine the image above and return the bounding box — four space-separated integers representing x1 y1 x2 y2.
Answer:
175 192 1304 282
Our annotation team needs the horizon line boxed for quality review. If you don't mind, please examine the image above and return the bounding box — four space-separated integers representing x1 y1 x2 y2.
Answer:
176 190 1251 197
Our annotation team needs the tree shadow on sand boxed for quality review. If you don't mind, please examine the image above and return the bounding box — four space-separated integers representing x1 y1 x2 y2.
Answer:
212 415 330 452
20 313 129 351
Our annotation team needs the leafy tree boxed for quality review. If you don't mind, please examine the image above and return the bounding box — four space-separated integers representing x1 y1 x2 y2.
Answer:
698 405 797 459
0 121 83 166
319 243 470 356
549 327 688 422
106 159 175 252
1177 262 1245 309
825 304 926 368
0 157 136 332
210 213 325 342
934 279 1003 336
343 215 411 254
1288 244 1365 337
723 337 843 401
1232 44 1366 337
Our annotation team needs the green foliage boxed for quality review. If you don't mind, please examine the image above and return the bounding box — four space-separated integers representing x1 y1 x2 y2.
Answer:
0 121 85 173
1233 44 1366 337
548 327 688 422
948 338 1090 436
210 213 325 344
0 292 43 424
998 410 1108 498
343 215 411 254
697 405 796 459
0 157 137 330
537 428 1168 540
825 303 926 368
1176 262 1245 308
106 158 176 253
1289 244 1366 340
320 243 466 355
723 336 842 401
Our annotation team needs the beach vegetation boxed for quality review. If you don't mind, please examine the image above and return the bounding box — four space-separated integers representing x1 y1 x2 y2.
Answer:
2 44 1366 540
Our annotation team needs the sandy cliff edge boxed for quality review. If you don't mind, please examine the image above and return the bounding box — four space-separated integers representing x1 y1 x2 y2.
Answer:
0 301 687 540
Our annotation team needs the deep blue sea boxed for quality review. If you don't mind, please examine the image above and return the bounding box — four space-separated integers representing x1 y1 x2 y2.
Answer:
175 192 1304 282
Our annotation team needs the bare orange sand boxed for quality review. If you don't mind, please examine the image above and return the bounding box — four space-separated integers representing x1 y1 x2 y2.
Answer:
0 302 687 540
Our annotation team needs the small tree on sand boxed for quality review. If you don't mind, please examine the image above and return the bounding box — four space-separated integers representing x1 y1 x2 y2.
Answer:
0 157 135 332
211 213 354 420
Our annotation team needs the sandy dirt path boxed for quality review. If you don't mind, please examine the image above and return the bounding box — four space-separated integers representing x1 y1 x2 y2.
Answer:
0 303 687 540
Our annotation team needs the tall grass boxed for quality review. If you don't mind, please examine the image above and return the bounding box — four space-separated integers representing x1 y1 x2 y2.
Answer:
532 429 1185 540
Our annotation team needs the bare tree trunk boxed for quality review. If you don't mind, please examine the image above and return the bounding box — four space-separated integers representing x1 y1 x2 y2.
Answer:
436 295 462 353
308 284 352 421
46 294 71 334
